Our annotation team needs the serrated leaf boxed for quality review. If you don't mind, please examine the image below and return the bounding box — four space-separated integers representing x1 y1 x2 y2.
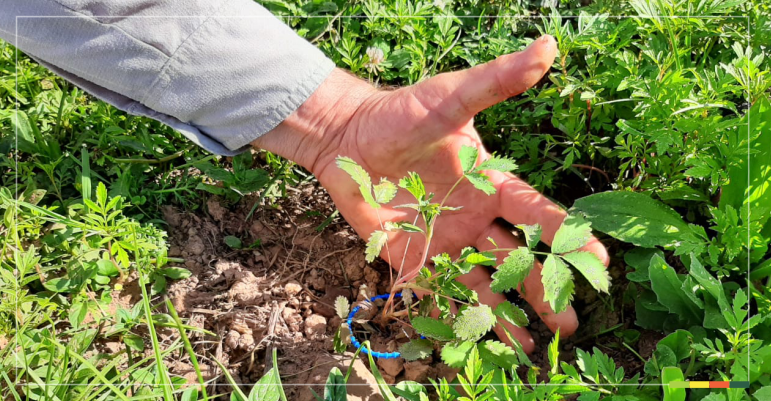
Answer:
494 301 529 327
399 172 426 201
478 340 519 369
465 252 497 266
453 305 496 341
365 230 387 263
464 172 496 195
548 329 560 374
336 156 378 208
552 214 592 254
490 247 534 293
400 339 433 361
475 156 518 173
373 178 397 205
384 221 424 233
459 145 479 173
516 224 542 250
561 252 610 293
411 317 455 341
572 191 702 249
334 296 350 319
542 255 574 313
440 341 475 368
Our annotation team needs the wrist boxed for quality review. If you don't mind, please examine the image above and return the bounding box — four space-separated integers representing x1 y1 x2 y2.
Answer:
251 68 378 174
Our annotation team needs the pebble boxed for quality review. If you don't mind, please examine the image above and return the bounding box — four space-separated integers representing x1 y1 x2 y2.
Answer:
284 280 303 297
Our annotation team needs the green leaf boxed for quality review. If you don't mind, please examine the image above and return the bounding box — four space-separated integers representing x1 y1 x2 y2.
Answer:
224 235 242 249
440 341 475 368
658 330 692 362
400 339 433 361
561 252 610 293
373 178 397 205
392 381 427 401
465 252 497 266
453 305 496 341
384 221 424 233
365 230 387 263
69 301 88 329
552 213 592 254
96 182 108 207
547 329 560 375
458 145 479 173
494 301 529 328
648 255 702 324
334 296 350 319
323 367 346 401
661 367 686 401
464 172 496 195
96 259 118 277
123 334 144 352
721 97 771 228
516 224 542 250
336 157 378 208
399 172 426 201
475 155 518 173
248 366 283 401
478 340 519 369
688 255 731 325
542 255 574 314
490 247 534 293
411 317 455 341
160 267 192 280
573 191 702 249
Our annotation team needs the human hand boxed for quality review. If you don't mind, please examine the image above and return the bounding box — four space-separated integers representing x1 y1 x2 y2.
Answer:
253 35 609 353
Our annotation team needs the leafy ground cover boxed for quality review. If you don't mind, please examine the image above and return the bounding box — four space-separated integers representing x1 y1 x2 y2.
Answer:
1 0 770 400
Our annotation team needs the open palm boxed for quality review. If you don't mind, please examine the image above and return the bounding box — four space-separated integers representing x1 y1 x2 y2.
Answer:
308 36 609 353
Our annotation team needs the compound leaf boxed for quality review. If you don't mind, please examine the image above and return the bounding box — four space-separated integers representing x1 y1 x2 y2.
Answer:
399 172 426 201
400 339 433 361
465 172 496 195
453 305 496 341
459 145 479 173
542 255 574 314
411 317 455 341
490 247 534 293
365 230 387 263
561 251 611 293
494 301 529 327
552 214 592 254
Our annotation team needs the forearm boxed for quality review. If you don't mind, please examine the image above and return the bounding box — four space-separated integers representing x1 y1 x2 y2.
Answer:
0 0 334 156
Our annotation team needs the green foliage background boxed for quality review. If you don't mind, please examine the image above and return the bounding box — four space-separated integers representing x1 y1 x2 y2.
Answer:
0 0 770 400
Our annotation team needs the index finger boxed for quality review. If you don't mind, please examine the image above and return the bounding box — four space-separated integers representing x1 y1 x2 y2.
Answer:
497 174 610 266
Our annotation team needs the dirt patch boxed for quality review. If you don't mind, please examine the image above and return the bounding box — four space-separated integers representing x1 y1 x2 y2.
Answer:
160 181 393 398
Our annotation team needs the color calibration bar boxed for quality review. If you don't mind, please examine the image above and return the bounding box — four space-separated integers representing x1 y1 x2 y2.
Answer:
670 381 750 389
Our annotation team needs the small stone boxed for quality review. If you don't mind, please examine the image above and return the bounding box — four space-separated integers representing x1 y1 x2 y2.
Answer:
376 356 404 377
284 280 303 297
225 331 240 350
404 361 430 382
304 314 327 338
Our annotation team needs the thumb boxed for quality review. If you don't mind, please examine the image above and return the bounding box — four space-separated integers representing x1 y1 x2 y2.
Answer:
416 35 557 125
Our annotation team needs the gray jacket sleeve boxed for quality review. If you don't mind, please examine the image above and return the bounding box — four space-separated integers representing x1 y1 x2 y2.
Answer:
0 0 335 155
